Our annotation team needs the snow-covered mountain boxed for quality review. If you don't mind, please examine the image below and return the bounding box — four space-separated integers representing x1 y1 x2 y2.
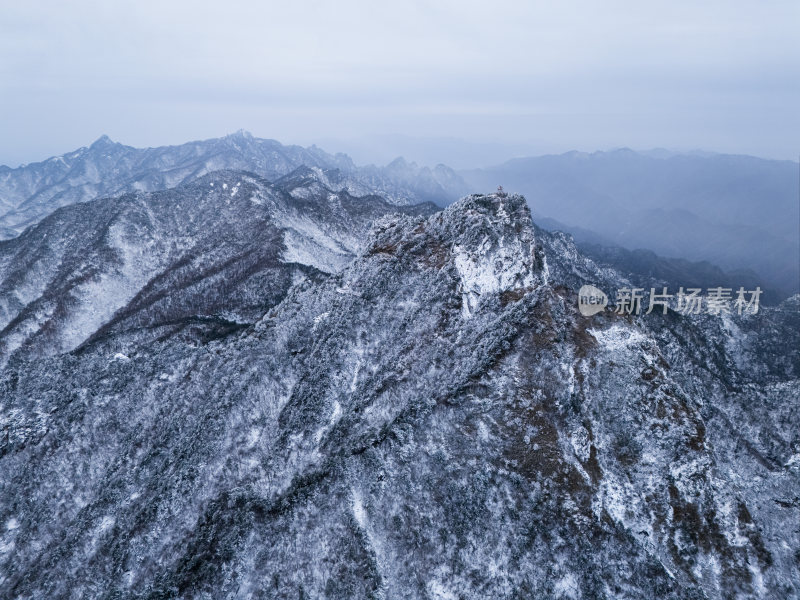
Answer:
462 150 800 299
0 131 467 239
0 168 436 368
1 178 797 598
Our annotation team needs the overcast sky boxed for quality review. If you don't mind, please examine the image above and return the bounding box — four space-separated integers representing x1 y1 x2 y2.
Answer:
1 0 798 167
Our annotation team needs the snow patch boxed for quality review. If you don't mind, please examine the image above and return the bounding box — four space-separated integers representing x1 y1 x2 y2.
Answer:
588 324 648 352
427 578 458 600
569 427 591 462
554 572 581 599
785 453 800 469
276 213 358 273
330 400 342 425
453 235 535 318
351 490 367 528
477 420 490 443
56 220 163 354
99 516 115 533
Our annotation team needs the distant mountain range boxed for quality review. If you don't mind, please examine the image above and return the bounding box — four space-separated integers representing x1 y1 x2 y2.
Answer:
0 130 468 239
1 136 797 301
461 150 800 298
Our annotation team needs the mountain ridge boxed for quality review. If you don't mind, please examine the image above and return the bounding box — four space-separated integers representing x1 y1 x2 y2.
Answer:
0 182 797 598
0 168 437 368
0 132 468 240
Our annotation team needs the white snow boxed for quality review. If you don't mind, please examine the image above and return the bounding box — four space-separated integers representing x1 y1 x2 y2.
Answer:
351 490 367 528
427 578 458 600
785 453 800 469
281 227 352 273
477 420 490 443
99 516 115 533
453 235 535 318
246 427 261 447
330 400 342 425
59 220 163 354
554 572 581 599
749 563 767 597
313 400 344 443
569 427 591 462
588 324 648 352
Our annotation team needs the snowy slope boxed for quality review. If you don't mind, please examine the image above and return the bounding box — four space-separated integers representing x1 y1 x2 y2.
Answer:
0 169 436 367
0 188 797 599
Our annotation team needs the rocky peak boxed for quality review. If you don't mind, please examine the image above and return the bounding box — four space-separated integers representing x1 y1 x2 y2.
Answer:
227 128 253 139
385 156 411 172
0 136 469 240
88 134 117 150
364 192 543 318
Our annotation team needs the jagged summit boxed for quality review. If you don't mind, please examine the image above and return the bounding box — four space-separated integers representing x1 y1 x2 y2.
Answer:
220 129 259 149
0 135 469 239
89 134 116 148
362 192 543 319
226 128 253 139
386 155 410 170
462 148 799 299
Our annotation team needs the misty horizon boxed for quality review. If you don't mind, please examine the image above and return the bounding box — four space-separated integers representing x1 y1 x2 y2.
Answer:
2 130 798 173
2 1 798 167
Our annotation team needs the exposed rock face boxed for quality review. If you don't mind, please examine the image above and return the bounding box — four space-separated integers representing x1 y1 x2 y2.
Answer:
0 183 797 599
461 150 800 299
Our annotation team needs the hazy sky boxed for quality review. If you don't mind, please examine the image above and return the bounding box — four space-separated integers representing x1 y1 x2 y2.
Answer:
1 0 798 167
